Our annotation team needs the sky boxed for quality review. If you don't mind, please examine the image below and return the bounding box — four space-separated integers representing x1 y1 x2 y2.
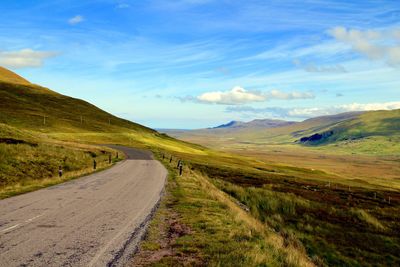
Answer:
0 0 400 129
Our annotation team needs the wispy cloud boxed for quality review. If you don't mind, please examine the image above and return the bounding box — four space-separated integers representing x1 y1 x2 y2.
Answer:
266 89 314 100
68 15 84 25
0 49 57 69
227 101 400 119
329 26 400 66
293 59 347 73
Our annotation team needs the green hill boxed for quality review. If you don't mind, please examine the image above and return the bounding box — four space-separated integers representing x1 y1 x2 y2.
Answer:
0 67 205 197
0 80 154 133
298 109 400 144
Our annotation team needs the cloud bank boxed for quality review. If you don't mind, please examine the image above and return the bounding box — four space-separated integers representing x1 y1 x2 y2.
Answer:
329 26 400 66
0 49 57 69
227 101 400 119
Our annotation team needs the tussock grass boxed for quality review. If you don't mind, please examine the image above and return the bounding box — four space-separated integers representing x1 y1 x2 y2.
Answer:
136 156 314 266
350 208 386 231
190 170 314 267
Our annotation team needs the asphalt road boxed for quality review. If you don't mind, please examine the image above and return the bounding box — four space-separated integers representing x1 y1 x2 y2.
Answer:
0 146 167 267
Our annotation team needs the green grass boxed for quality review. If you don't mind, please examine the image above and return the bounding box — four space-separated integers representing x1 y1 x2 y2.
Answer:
0 123 124 198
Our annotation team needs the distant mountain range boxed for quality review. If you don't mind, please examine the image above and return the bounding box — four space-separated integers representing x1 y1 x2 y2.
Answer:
161 109 400 148
211 119 296 129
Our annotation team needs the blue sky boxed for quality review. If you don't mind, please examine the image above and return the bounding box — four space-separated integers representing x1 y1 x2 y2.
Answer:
1 0 399 129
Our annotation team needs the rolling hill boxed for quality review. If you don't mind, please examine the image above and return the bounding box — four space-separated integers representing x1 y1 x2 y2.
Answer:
162 109 400 154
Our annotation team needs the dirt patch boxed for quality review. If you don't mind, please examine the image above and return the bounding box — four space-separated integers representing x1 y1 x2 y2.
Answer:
131 204 201 266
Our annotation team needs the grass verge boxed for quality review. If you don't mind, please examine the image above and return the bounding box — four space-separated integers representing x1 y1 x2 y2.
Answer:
132 155 314 267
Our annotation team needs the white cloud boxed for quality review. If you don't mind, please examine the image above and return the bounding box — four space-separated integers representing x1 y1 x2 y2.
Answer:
329 26 400 66
195 86 315 105
197 86 265 105
0 49 57 69
227 101 400 119
68 15 84 25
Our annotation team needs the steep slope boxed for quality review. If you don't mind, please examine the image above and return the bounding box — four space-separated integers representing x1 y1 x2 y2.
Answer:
0 67 30 85
0 81 154 134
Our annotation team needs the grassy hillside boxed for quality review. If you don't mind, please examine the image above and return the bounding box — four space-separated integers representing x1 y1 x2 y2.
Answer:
0 81 153 133
0 66 30 85
301 109 400 144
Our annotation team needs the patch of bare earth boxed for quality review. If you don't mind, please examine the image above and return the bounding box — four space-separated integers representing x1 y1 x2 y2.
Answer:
130 204 202 266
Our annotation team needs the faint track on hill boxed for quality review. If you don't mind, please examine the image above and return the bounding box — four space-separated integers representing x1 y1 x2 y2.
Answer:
0 146 167 267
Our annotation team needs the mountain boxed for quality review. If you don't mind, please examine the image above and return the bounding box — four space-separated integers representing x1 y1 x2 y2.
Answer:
212 119 295 129
212 120 244 129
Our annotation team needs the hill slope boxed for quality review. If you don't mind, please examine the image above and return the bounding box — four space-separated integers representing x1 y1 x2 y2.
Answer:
298 109 400 144
0 67 30 85
0 81 154 134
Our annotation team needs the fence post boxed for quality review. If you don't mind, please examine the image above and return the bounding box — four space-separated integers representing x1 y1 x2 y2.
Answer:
179 165 183 176
58 165 63 177
93 159 97 170
177 160 181 168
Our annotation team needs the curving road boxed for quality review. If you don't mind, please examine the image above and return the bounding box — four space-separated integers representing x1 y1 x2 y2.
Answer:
0 146 167 267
